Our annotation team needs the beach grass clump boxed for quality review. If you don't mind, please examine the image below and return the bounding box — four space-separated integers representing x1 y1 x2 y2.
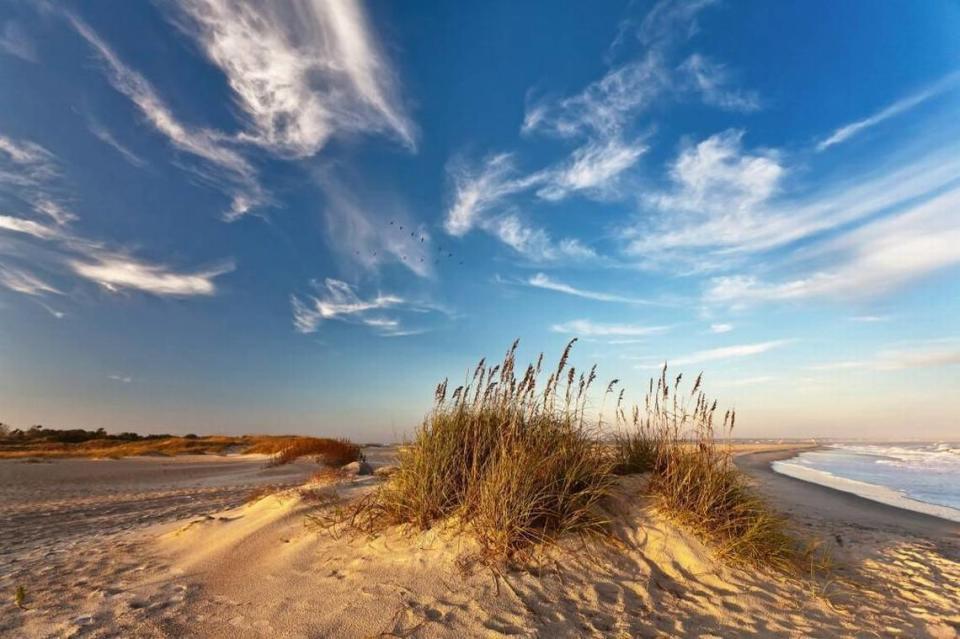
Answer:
618 367 797 569
371 339 616 562
255 437 361 467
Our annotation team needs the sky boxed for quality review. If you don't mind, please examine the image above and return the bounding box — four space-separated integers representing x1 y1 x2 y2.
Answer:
1 0 959 441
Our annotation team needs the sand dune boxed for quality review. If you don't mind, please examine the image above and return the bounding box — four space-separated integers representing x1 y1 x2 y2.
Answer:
2 447 958 638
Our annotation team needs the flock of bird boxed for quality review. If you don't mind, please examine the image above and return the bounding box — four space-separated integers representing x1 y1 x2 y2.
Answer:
354 220 464 266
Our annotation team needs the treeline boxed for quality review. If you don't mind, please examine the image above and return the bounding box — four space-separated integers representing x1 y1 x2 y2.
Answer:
0 424 195 444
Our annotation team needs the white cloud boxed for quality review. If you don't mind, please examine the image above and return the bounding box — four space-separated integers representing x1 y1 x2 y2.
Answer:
484 215 595 262
174 0 415 157
0 265 61 296
34 199 77 226
817 71 960 151
551 319 669 337
628 129 960 270
526 272 659 305
679 54 760 112
536 137 647 201
70 254 233 296
0 21 37 63
523 53 666 142
705 186 960 304
444 154 545 236
709 323 732 333
648 339 790 367
68 13 264 219
849 315 889 323
0 215 59 240
315 172 432 278
291 278 440 336
0 135 78 229
108 374 132 383
626 129 784 267
88 121 147 167
809 342 960 372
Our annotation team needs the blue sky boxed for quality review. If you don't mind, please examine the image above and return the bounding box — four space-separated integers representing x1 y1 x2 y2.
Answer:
1 0 959 440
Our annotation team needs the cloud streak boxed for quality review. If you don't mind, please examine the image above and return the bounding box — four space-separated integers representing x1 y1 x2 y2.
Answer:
526 272 660 305
68 13 265 219
636 339 790 368
291 278 442 336
551 319 669 337
817 71 960 151
0 265 61 296
70 254 233 296
706 186 960 304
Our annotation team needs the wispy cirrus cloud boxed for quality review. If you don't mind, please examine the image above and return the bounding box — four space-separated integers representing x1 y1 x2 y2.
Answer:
87 120 147 168
551 319 669 337
315 171 433 278
709 323 733 333
0 130 233 303
705 186 960 305
291 278 442 336
525 272 661 305
0 215 60 240
0 264 61 296
68 13 265 220
817 71 960 151
637 339 791 368
627 123 960 277
444 154 544 236
536 137 648 202
70 254 234 296
443 155 601 260
173 0 416 158
809 340 960 372
484 215 595 263
0 20 37 63
678 54 760 112
446 0 759 257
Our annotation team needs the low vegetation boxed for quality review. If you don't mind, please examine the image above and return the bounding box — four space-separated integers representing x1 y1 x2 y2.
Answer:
0 426 358 464
327 340 798 570
618 368 797 569
350 340 615 563
254 437 361 467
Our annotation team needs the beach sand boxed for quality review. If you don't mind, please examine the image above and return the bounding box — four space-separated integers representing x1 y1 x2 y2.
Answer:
2 445 958 638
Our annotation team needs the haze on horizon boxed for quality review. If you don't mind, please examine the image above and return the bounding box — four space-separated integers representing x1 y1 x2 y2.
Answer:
1 0 958 442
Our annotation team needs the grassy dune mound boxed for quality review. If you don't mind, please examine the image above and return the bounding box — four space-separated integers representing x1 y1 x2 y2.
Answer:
346 340 798 569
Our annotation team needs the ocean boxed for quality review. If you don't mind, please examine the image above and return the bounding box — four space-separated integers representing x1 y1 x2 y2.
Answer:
772 442 960 523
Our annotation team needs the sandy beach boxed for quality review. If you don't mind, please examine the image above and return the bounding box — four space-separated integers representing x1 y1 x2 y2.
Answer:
1 445 957 638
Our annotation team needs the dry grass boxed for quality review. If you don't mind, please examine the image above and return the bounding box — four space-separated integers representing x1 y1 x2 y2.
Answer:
615 367 799 570
342 339 615 564
0 434 359 461
257 437 361 467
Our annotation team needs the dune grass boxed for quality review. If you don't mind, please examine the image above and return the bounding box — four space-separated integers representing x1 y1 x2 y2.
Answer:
0 431 359 462
351 339 615 563
334 341 798 569
616 367 798 569
256 437 361 467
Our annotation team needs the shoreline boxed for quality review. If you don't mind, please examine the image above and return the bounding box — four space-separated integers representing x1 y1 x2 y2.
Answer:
737 447 960 541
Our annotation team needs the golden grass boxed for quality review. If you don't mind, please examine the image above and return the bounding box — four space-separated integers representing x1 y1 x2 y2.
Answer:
340 339 616 564
321 341 799 570
0 434 358 462
615 367 799 570
259 437 361 467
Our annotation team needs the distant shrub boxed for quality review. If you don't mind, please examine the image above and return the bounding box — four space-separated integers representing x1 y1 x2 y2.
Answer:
264 437 361 467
